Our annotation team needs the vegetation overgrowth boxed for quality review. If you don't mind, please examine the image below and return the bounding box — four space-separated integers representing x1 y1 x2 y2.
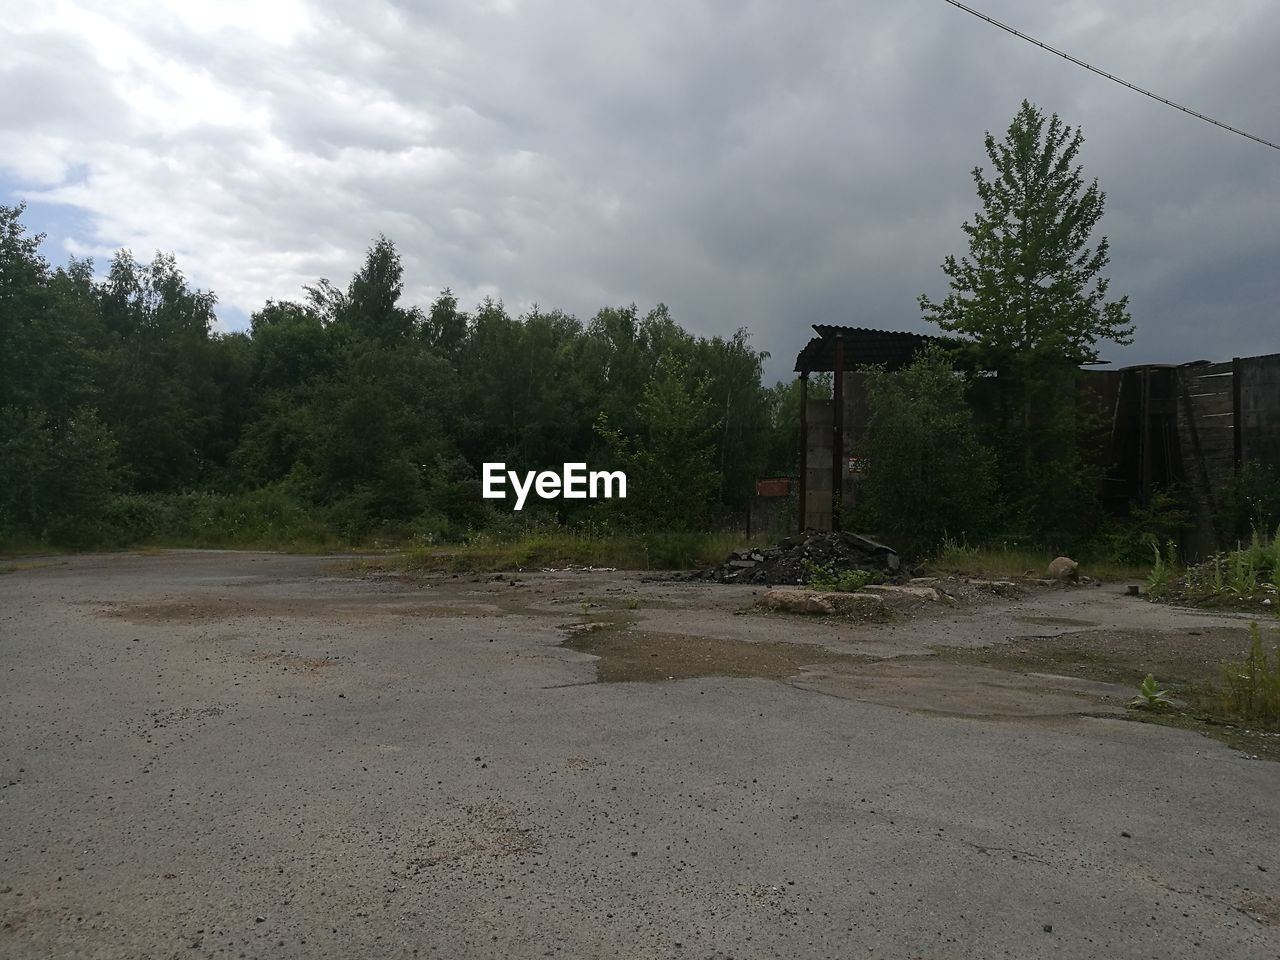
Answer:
1144 528 1280 611
1214 623 1280 731
5 100 1275 561
354 529 760 574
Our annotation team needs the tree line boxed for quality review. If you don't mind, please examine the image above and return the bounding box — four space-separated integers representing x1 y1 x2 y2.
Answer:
11 99 1255 557
1 211 805 547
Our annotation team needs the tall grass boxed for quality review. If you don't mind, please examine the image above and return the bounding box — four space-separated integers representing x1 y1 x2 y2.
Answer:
1215 623 1280 730
932 537 1153 581
374 529 760 574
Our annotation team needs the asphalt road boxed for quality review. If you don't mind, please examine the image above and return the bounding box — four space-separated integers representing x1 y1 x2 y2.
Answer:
1 551 1276 959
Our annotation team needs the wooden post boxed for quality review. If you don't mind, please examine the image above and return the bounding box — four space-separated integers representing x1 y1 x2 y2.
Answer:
832 337 845 531
797 372 808 532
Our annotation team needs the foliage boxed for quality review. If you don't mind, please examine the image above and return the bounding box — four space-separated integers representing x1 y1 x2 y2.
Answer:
1145 531 1280 609
857 347 999 549
1215 623 1280 730
1216 463 1280 543
0 204 795 549
1145 539 1179 600
363 528 761 574
594 357 723 531
931 537 1148 581
1086 490 1191 568
0 405 119 545
802 561 875 592
919 101 1133 539
918 100 1132 364
1128 673 1174 711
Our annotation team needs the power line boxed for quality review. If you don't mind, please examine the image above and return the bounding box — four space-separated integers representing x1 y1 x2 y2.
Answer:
942 0 1280 152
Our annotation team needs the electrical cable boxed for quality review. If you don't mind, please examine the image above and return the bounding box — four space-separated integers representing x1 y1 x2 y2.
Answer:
942 0 1280 152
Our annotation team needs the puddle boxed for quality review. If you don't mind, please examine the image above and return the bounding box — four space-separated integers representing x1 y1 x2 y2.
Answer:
560 623 865 683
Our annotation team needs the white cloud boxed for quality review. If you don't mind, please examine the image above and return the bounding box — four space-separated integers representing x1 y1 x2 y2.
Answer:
1 0 1277 376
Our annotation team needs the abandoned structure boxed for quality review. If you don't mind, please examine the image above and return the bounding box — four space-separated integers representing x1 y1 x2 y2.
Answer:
794 324 1280 551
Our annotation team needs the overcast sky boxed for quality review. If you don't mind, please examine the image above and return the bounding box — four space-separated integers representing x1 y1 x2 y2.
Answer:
3 0 1277 380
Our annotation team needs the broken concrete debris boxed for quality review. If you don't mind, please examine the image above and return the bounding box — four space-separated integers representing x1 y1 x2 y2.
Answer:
701 531 907 585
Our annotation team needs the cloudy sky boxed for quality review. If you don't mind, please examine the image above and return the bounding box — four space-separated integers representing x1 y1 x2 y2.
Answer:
3 0 1277 380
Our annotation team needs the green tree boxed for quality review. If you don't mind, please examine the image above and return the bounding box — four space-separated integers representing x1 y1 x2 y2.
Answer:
857 348 998 548
95 251 221 491
919 100 1132 536
595 358 721 530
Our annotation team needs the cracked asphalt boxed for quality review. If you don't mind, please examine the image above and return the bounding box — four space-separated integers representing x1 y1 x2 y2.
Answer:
1 550 1276 959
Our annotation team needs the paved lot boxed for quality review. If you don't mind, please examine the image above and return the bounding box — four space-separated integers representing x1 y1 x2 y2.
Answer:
1 551 1276 958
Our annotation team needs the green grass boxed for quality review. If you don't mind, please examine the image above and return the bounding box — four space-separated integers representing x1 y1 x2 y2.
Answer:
930 538 1149 581
1213 622 1280 730
357 529 760 575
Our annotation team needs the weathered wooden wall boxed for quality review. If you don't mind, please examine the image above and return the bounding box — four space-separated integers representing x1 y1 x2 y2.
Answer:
1175 362 1235 553
1238 354 1280 469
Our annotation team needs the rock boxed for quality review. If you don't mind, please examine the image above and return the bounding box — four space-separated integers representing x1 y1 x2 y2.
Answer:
758 589 835 615
757 589 884 618
728 559 757 568
1047 557 1079 581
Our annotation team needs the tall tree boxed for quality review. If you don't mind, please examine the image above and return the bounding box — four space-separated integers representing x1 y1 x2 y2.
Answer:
919 100 1133 537
919 100 1133 364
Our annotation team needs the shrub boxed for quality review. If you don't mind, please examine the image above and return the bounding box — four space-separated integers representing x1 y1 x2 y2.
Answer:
1216 623 1280 730
1217 463 1280 543
1146 539 1178 599
858 347 999 551
803 561 875 592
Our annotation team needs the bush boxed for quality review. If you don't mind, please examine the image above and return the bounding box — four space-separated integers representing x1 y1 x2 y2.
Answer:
1217 463 1280 543
1087 489 1191 568
857 347 999 551
1216 623 1280 730
100 489 335 549
0 405 119 543
803 561 875 592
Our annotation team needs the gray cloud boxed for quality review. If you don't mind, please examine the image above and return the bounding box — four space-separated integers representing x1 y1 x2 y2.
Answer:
1 0 1276 380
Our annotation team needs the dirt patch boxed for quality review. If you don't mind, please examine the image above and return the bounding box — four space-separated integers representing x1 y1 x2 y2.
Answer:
794 659 1130 718
933 626 1258 689
561 621 868 683
252 651 347 672
404 802 539 875
1013 615 1100 627
99 596 496 624
558 620 1136 718
144 704 227 728
934 626 1280 760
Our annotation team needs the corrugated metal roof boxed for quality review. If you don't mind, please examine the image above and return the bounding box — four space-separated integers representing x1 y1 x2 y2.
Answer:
794 325 945 373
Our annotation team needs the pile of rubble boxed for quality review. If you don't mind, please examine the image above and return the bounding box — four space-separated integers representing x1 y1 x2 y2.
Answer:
700 531 908 585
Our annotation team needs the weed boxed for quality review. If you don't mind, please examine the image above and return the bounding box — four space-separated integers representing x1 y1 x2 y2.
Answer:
803 561 876 592
1215 623 1280 730
932 537 1146 582
1228 547 1260 597
1128 673 1174 711
1146 539 1178 599
367 529 765 574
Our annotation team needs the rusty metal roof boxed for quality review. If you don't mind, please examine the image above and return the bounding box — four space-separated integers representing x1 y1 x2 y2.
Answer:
794 325 945 373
